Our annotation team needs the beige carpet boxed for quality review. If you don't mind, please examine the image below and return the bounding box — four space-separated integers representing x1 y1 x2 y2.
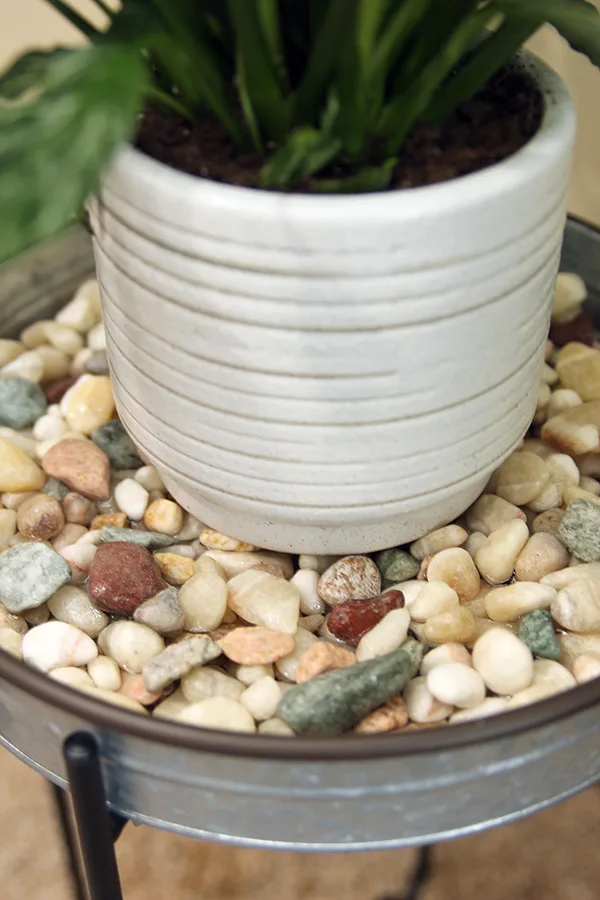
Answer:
2 745 600 900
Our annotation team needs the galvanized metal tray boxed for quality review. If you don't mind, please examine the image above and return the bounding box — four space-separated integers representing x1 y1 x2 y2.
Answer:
0 219 599 852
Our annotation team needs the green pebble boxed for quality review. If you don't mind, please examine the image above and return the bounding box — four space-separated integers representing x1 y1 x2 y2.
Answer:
0 378 47 429
276 639 424 734
100 526 175 550
519 610 560 660
91 421 142 470
374 548 420 584
558 500 600 562
0 543 71 613
43 477 70 502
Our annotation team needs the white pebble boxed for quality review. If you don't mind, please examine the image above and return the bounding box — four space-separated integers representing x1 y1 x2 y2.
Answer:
1 351 44 383
472 628 534 695
506 683 557 708
44 322 84 355
426 663 486 709
291 569 325 615
485 582 557 622
70 348 94 377
87 655 122 691
258 718 295 736
50 667 94 689
181 666 243 702
573 654 600 683
135 465 164 492
175 513 204 542
32 414 69 443
59 543 97 584
403 676 454 723
355 608 410 662
22 621 98 672
449 697 508 724
178 697 256 732
179 571 227 632
56 292 99 333
47 585 108 638
275 628 318 682
87 323 106 351
240 676 281 721
409 582 459 623
420 643 472 676
298 554 339 574
114 478 149 521
532 658 576 691
98 621 164 673
0 509 17 548
297 613 325 633
225 661 274 686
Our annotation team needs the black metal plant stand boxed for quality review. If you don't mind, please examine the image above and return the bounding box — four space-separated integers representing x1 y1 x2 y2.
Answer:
52 731 432 900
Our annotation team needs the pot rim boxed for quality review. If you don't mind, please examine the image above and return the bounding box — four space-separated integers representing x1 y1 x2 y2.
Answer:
106 51 574 228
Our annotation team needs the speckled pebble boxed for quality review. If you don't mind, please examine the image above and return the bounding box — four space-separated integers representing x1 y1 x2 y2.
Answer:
318 556 381 606
0 543 71 612
133 587 184 637
91 420 142 470
142 636 221 692
519 609 561 659
0 379 47 429
558 500 600 562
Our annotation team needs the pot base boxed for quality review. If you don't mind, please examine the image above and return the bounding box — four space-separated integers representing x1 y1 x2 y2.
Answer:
161 472 488 555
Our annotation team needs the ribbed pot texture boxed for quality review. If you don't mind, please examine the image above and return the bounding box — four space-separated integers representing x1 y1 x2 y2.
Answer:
89 55 576 554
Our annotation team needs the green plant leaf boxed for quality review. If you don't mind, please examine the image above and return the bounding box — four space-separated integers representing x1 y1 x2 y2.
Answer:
310 157 397 193
496 0 600 66
0 49 73 100
44 0 102 42
258 126 342 189
0 45 147 264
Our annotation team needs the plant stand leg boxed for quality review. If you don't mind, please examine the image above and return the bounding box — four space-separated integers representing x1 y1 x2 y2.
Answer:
51 781 89 900
380 845 433 900
62 731 126 900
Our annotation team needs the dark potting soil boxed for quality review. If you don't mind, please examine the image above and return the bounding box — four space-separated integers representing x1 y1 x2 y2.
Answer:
135 66 543 192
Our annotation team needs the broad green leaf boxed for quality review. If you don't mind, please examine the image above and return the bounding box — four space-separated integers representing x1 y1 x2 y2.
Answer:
496 0 600 66
0 49 72 100
259 126 342 189
310 158 397 193
0 45 147 264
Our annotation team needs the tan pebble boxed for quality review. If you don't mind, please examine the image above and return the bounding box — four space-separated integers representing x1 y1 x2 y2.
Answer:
87 323 106 351
0 428 37 460
403 677 453 724
525 479 563 513
0 602 28 635
152 688 189 721
556 343 600 402
355 697 409 734
0 439 45 493
98 621 165 674
224 661 274 687
541 562 600 591
16 493 64 541
119 672 162 706
532 508 565 535
485 582 556 622
0 340 25 367
248 562 287 579
201 549 294 580
541 401 600 455
423 607 478 647
178 697 256 732
426 548 480 602
218 626 295 665
52 523 88 552
318 555 381 606
181 666 243 703
62 492 96 526
536 382 551 414
546 453 580 493
258 718 295 736
36 345 71 381
417 556 431 580
42 438 110 501
515 533 570 582
551 577 600 633
87 655 121 691
464 532 487 559
541 363 559 386
533 658 576 691
466 494 526 536
1 350 44 382
179 570 227 632
521 439 554 459
546 388 583 421
144 499 184 535
577 454 600 478
91 512 127 530
573 654 600 683
0 509 17 548
426 662 486 709
579 476 600 496
298 554 339 574
24 603 50 626
154 552 194 586
50 667 94 689
552 273 586 323
494 452 550 506
43 322 84 355
0 627 23 658
505 683 558 709
559 633 600 671
449 697 509 723
228 569 300 634
199 528 255 552
297 613 326 633
296 641 356 683
240 676 281 721
420 643 472 676
192 555 226 578
563 485 600 507
355 608 411 661
60 375 114 434
409 582 459 623
56 285 100 333
474 519 529 585
410 525 468 561
78 685 147 714
135 465 164 493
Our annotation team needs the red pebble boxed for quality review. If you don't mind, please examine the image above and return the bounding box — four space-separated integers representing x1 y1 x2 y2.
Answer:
550 311 596 347
88 542 165 616
327 590 404 647
44 377 77 403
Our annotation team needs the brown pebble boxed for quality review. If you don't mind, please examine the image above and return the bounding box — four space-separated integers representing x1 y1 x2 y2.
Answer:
17 493 64 540
355 697 409 734
217 626 295 665
91 512 128 530
249 562 287 579
88 541 165 616
550 311 596 347
63 491 96 526
44 377 77 404
296 641 356 683
42 438 110 501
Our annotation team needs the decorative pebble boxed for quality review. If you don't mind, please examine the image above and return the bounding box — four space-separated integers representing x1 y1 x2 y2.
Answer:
85 350 109 375
0 509 17 548
202 549 294 580
0 602 28 635
0 340 25 367
43 477 69 502
0 628 24 658
144 499 184 536
228 570 300 634
408 582 459 623
273 627 319 682
91 421 142 470
50 666 94 690
420 643 472 676
403 676 454 724
374 548 419 584
47 585 109 638
423 607 478 646
449 697 509 723
0 543 71 612
298 554 339 574
532 658 576 692
133 586 184 637
97 621 164 673
354 697 409 734
277 640 423 734
0 438 45 493
142 636 221 692
318 555 381 606
1 350 44 383
17 492 64 540
327 590 404 647
517 609 560 660
240 676 281 721
514 533 570 582
426 548 480 602
181 666 243 703
542 401 600 456
426 663 486 709
178 697 256 733
114 478 149 522
22 621 98 672
290 569 326 615
557 500 600 562
24 603 50 626
154 552 194 586
88 542 165 616
60 375 114 435
62 491 96 526
485 582 556 622
296 641 356 683
355 608 410 661
87 654 121 691
551 574 600 633
198 528 255 552
0 379 47 429
42 438 110 501
218 626 295 665
474 519 529 585
410 525 468 561
100 525 174 550
258 717 295 736
472 628 534 695
573 654 600 683
178 570 227 632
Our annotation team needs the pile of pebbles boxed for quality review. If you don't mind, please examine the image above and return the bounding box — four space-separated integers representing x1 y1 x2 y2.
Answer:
0 275 600 735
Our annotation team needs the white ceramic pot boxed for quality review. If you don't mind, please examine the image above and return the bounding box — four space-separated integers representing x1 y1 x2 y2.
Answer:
89 55 575 554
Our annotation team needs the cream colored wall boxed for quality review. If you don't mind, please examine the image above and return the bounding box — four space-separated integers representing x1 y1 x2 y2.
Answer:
1 2 599 224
